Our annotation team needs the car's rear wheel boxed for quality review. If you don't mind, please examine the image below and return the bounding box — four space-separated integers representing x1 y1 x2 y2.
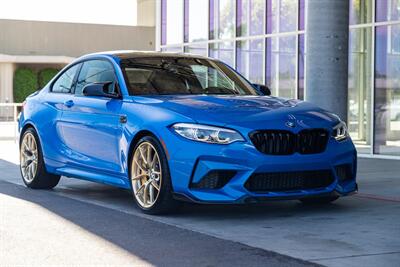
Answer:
20 128 61 189
129 135 179 214
299 195 339 205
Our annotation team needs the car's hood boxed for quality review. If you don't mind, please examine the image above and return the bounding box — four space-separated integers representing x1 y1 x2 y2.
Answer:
131 95 340 129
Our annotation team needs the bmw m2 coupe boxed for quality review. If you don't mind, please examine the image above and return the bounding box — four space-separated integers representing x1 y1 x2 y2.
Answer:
19 51 357 214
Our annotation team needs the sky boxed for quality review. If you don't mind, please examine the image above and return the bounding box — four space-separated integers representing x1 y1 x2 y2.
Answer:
0 0 138 26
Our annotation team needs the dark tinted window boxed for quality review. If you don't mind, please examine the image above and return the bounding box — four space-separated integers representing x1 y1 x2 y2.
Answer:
75 60 116 95
121 57 259 96
52 64 81 93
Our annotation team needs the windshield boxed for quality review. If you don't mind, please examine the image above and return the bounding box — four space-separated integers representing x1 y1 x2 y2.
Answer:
120 57 260 96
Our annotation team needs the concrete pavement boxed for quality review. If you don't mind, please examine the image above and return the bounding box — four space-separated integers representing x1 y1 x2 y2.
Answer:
0 141 399 266
1 180 316 267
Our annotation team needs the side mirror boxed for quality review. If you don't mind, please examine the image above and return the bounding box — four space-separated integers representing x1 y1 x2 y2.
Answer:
83 82 119 98
253 84 271 96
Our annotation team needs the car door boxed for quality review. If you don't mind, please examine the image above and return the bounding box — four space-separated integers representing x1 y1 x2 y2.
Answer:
59 59 124 175
40 63 82 163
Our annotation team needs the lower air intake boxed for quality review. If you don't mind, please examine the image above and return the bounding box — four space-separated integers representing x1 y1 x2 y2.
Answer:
191 170 237 190
245 170 334 192
335 164 353 182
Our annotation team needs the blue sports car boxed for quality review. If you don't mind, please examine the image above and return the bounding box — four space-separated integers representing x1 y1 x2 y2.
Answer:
18 51 357 214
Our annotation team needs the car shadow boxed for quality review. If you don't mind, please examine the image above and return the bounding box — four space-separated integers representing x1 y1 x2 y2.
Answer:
1 158 327 267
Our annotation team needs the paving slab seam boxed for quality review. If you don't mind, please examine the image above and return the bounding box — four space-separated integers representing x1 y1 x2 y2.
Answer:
307 251 400 261
355 193 400 203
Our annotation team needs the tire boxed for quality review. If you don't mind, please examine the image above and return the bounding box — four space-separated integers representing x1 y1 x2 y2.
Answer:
19 127 61 189
129 135 180 214
299 196 339 205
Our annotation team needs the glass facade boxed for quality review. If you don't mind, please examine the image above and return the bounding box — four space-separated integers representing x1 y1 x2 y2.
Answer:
159 0 400 158
348 27 372 154
266 35 297 98
374 24 400 155
349 0 372 25
236 39 264 84
184 43 208 56
210 0 235 39
209 41 235 67
266 0 297 33
237 0 264 36
185 0 208 42
161 0 183 45
376 0 400 22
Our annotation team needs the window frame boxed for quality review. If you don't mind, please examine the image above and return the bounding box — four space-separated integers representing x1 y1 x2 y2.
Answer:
49 62 82 94
73 58 120 98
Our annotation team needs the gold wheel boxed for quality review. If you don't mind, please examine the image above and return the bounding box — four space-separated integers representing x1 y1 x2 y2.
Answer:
131 142 162 208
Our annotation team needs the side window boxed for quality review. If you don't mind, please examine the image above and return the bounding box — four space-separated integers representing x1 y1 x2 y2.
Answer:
52 64 81 93
75 60 116 96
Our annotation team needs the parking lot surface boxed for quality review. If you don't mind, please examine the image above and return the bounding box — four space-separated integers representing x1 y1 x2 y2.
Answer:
1 141 399 266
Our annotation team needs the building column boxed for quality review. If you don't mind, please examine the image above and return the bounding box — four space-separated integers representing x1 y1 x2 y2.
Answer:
0 63 15 103
305 0 349 121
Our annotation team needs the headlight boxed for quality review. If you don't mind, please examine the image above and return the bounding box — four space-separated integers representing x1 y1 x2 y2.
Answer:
171 123 244 144
332 121 348 141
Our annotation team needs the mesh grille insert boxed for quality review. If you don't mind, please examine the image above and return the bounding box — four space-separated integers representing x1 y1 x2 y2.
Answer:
245 170 334 192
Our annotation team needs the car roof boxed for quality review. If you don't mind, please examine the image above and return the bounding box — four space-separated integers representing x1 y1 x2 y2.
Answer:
84 50 212 61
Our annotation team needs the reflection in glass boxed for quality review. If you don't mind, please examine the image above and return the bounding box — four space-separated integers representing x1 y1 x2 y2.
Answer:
184 43 208 56
161 0 167 45
299 0 305 30
374 24 400 155
162 0 184 45
161 46 182 53
348 27 372 154
185 0 208 42
266 36 297 98
298 34 305 100
209 42 235 67
210 0 235 40
236 0 265 37
236 39 264 84
349 0 372 25
267 0 297 34
376 0 400 22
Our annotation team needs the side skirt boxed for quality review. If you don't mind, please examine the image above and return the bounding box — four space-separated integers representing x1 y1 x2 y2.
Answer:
55 167 130 189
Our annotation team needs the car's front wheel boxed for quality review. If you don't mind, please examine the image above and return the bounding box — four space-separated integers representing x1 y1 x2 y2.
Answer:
20 128 61 189
129 135 179 214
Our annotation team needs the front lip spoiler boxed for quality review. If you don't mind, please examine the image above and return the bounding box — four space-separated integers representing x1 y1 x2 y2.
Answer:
172 183 358 204
242 187 358 204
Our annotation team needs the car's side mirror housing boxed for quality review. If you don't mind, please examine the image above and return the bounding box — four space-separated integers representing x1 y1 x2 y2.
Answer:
83 82 120 98
253 84 271 96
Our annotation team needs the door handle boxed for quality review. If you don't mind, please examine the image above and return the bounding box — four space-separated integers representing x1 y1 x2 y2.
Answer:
64 100 74 108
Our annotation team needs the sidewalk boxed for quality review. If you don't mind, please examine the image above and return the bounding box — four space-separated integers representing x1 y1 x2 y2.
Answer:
0 140 399 267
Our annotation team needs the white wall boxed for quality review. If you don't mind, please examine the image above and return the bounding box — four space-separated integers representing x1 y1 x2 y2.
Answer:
0 63 15 103
137 0 156 26
0 19 155 57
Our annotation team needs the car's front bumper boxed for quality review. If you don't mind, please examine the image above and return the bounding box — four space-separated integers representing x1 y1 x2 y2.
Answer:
163 131 358 204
